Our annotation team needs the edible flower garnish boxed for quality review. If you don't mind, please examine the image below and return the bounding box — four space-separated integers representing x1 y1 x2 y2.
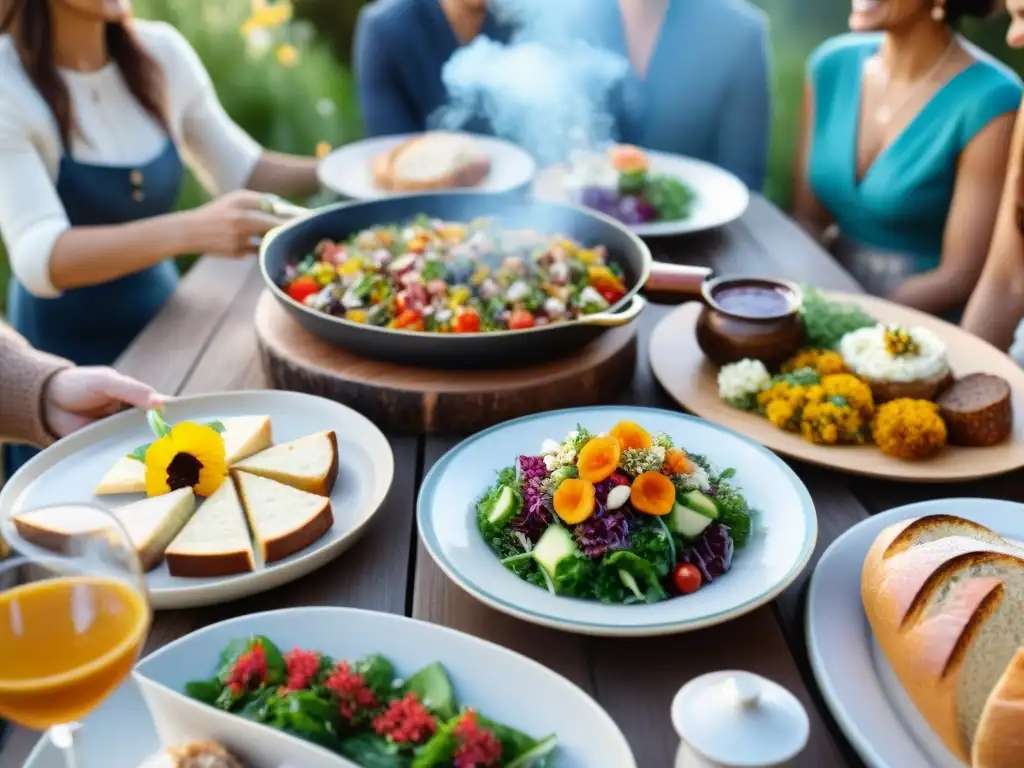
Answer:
136 409 227 498
883 325 920 357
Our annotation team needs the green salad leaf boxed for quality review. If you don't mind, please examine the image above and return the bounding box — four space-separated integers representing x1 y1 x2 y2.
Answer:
644 175 696 221
799 284 876 349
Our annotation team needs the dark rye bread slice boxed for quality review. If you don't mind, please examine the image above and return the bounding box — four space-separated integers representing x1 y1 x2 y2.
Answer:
863 515 1024 765
937 373 1013 447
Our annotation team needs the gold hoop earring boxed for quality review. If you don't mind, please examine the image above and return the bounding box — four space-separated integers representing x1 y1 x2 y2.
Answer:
931 3 946 21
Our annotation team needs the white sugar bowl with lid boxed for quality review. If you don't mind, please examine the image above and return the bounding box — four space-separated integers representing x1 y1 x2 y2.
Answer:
671 671 810 768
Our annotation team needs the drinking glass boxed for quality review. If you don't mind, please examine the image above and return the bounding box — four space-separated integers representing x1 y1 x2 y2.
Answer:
0 504 151 768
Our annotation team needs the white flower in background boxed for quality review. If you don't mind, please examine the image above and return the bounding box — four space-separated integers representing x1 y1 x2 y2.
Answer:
245 27 273 58
717 359 771 411
316 98 336 118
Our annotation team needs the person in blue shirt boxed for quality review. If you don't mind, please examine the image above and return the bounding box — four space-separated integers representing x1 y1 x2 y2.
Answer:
793 0 1021 319
353 0 513 136
597 0 772 191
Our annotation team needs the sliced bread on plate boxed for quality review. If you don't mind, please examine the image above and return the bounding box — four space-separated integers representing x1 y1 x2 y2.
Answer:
13 489 196 571
372 132 491 192
165 481 255 578
221 415 272 465
862 514 1024 767
231 431 338 496
95 455 146 495
233 471 333 564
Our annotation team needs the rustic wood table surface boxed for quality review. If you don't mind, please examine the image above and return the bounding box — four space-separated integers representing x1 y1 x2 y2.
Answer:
4 193 1014 768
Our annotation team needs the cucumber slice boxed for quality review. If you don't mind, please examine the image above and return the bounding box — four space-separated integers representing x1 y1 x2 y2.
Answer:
668 502 714 539
533 526 577 579
617 569 644 602
683 489 719 520
507 735 558 767
487 485 520 527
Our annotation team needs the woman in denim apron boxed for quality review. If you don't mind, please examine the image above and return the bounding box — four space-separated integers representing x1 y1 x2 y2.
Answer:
0 0 322 478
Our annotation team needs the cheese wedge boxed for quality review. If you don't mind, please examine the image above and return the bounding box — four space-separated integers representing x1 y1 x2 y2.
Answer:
94 455 146 495
234 471 333 564
231 431 338 496
165 481 255 578
221 415 272 465
13 488 196 571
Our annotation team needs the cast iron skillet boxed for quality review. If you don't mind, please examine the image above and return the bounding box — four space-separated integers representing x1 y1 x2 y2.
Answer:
259 192 709 368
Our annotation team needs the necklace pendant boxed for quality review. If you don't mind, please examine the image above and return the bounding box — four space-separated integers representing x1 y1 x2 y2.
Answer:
876 105 892 124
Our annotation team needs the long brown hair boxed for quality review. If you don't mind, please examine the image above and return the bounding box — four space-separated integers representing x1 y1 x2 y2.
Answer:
0 0 169 148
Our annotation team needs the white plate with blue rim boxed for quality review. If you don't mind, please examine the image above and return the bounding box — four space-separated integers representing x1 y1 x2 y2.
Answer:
0 391 394 610
24 606 637 767
318 132 538 200
417 406 817 637
806 498 1024 768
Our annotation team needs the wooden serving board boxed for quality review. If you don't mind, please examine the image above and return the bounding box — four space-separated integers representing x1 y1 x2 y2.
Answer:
649 293 1024 482
254 291 638 435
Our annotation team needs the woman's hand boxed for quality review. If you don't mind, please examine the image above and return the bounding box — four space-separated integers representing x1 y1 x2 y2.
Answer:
43 368 165 439
184 190 291 258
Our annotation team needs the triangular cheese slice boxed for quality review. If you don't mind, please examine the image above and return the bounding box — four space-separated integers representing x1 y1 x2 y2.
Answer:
231 431 338 496
13 489 195 572
234 471 333 564
113 488 196 571
165 481 255 578
221 415 272 465
94 455 146 495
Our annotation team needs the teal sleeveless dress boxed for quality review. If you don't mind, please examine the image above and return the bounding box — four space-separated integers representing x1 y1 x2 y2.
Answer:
807 33 1021 293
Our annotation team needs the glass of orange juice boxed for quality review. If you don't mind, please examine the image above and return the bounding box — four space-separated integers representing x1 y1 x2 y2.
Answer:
0 503 150 767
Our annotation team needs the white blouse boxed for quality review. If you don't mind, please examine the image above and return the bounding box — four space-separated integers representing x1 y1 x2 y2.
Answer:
0 20 263 298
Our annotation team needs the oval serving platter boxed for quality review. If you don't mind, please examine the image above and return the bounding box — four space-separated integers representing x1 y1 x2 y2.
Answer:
806 498 1024 768
318 132 538 200
532 150 750 237
417 406 817 637
0 391 394 610
650 292 1024 482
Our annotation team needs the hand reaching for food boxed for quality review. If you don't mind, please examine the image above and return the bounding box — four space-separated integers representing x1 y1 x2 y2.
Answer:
43 368 165 439
181 190 293 258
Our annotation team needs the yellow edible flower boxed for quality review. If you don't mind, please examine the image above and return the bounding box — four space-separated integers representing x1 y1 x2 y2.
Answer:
345 310 367 323
883 326 920 357
312 262 335 286
449 286 470 307
782 349 846 376
873 399 947 459
819 373 874 419
315 141 332 159
275 44 299 67
145 422 227 498
337 258 363 277
800 399 865 446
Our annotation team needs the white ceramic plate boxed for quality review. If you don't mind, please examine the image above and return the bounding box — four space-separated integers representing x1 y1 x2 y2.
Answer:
532 150 750 237
806 498 1024 768
24 606 636 767
0 391 394 610
318 132 538 200
417 406 817 637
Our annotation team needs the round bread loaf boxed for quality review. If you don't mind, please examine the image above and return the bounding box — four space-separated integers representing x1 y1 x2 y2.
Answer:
372 132 491 191
937 373 1013 447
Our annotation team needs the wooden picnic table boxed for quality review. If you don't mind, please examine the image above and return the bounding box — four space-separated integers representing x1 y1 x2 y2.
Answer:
5 193 1015 768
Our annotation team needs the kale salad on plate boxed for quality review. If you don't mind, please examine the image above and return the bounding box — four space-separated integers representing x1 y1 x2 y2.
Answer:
475 421 756 604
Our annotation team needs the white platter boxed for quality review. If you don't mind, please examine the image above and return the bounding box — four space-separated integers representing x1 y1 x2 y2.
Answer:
318 132 538 200
0 391 394 610
25 606 637 767
417 406 817 637
806 498 1024 768
532 150 750 237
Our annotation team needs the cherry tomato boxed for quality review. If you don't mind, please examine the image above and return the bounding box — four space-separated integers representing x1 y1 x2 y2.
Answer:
286 276 320 303
600 288 626 304
452 309 481 334
508 309 535 330
672 563 702 595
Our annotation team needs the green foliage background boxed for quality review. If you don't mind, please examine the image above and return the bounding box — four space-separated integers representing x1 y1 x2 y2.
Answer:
0 0 1021 312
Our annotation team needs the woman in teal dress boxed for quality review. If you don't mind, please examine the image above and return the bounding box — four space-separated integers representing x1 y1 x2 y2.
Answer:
793 0 1021 319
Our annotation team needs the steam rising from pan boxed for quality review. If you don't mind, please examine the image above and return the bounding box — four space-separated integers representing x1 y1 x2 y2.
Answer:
435 0 629 166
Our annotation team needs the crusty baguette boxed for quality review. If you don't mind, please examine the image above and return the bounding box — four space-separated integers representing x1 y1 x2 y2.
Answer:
973 648 1024 767
95 455 147 495
233 471 333 564
231 430 338 496
372 132 491 192
862 514 1024 764
165 481 255 578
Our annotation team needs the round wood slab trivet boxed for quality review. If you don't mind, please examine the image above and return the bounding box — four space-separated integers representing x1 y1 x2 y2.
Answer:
254 291 638 435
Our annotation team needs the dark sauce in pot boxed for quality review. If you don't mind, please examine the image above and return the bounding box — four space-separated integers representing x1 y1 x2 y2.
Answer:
713 284 792 318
